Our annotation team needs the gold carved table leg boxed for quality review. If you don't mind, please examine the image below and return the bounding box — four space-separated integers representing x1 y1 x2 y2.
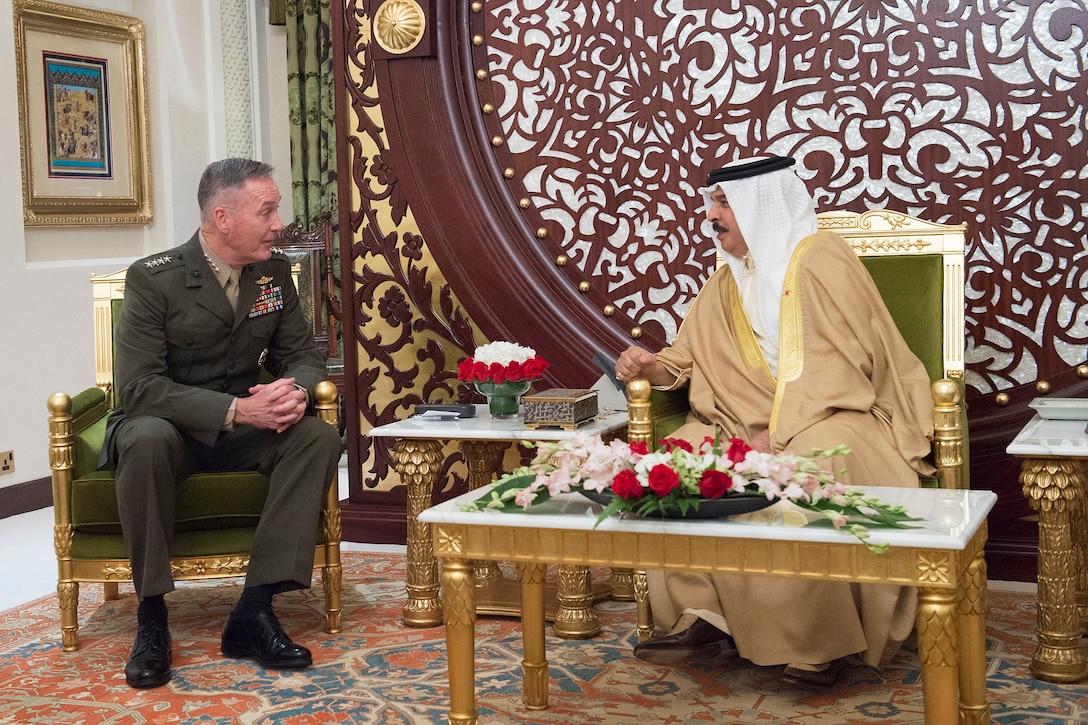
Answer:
441 558 478 725
916 585 959 725
607 568 635 600
518 562 550 710
459 440 602 638
393 438 445 628
459 440 509 583
1020 456 1088 682
957 548 992 725
633 569 653 642
552 564 600 639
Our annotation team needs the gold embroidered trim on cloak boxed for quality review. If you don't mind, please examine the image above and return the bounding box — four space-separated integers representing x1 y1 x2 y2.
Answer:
769 234 818 432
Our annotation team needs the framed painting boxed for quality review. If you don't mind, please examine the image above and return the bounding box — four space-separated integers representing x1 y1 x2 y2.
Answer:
13 0 152 225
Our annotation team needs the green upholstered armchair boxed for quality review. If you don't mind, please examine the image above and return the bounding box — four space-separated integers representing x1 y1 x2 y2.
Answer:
47 268 343 652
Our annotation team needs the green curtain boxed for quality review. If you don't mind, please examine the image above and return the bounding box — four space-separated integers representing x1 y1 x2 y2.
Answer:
285 0 337 226
285 0 340 358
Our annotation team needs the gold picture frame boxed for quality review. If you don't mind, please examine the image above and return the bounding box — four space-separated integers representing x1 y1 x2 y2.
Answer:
13 0 152 226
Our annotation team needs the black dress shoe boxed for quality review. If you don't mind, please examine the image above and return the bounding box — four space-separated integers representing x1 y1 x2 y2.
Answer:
633 616 736 665
782 661 842 688
125 620 172 688
221 607 312 668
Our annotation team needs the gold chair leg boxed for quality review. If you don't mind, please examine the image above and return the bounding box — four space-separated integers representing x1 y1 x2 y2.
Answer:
103 581 119 600
323 562 343 633
58 581 79 651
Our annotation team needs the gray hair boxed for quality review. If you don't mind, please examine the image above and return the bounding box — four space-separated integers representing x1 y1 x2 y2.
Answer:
197 158 274 221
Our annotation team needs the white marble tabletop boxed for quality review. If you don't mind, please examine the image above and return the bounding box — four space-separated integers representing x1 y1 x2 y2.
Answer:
419 485 997 551
1006 415 1088 457
367 405 629 441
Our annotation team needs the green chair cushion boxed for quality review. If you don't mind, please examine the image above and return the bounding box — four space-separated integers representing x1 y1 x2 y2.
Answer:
71 527 259 561
71 471 270 535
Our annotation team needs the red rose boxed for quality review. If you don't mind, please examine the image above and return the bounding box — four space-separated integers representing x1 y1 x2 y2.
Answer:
726 437 752 464
505 362 525 381
659 438 693 453
471 361 489 381
611 469 644 500
628 441 649 456
521 356 549 380
488 362 507 384
457 358 474 381
647 463 680 496
697 469 732 499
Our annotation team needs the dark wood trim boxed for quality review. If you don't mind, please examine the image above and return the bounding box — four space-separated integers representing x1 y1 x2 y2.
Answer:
374 1 642 388
341 499 407 544
0 476 52 519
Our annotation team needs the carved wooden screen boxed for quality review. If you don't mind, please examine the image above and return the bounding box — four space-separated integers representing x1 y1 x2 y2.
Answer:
333 1 1088 579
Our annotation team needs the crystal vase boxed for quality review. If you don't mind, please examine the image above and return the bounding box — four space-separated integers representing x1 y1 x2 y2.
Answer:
475 380 532 419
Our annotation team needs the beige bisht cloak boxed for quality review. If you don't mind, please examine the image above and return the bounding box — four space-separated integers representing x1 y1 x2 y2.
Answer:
648 230 935 668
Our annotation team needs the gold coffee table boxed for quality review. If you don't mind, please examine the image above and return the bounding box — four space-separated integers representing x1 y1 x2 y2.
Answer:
419 486 996 725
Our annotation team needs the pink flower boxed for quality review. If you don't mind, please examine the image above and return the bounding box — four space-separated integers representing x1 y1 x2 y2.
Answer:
513 488 537 509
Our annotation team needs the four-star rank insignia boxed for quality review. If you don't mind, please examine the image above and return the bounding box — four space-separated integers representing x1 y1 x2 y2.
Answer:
144 255 172 268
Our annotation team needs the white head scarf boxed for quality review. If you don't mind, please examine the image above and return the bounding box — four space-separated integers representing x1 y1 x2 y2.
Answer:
699 157 819 375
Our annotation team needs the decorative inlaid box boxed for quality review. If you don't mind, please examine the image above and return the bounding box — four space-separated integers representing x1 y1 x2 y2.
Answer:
523 388 598 430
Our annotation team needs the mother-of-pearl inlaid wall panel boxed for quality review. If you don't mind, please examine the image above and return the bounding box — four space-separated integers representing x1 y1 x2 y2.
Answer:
478 0 1088 395
335 1 1087 577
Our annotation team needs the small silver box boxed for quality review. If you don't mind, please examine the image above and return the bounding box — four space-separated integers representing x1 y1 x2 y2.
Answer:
523 388 598 430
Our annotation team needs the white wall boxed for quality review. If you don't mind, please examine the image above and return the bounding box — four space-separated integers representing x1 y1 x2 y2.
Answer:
0 0 293 489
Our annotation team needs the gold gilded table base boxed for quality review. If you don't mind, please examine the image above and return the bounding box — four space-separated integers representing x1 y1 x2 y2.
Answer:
393 438 609 637
432 519 992 725
1018 456 1088 682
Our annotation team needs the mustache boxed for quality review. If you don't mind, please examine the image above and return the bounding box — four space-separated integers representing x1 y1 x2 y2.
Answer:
712 222 728 234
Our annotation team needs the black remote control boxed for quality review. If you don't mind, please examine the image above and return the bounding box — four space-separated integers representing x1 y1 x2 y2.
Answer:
413 404 476 418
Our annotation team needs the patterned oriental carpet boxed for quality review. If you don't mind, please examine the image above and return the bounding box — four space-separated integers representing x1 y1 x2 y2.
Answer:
1 552 1085 724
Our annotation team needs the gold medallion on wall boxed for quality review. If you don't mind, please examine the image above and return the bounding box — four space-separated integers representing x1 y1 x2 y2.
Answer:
372 0 430 58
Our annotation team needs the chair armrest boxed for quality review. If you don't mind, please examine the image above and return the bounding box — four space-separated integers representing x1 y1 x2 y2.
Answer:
315 380 340 430
932 377 969 490
626 378 690 445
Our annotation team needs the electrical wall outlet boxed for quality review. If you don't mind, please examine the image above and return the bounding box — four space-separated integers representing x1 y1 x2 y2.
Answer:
0 450 12 475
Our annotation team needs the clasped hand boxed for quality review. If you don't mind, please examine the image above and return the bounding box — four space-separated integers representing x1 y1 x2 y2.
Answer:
234 377 306 433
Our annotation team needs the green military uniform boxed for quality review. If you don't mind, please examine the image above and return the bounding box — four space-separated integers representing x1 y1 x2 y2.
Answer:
102 232 341 598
